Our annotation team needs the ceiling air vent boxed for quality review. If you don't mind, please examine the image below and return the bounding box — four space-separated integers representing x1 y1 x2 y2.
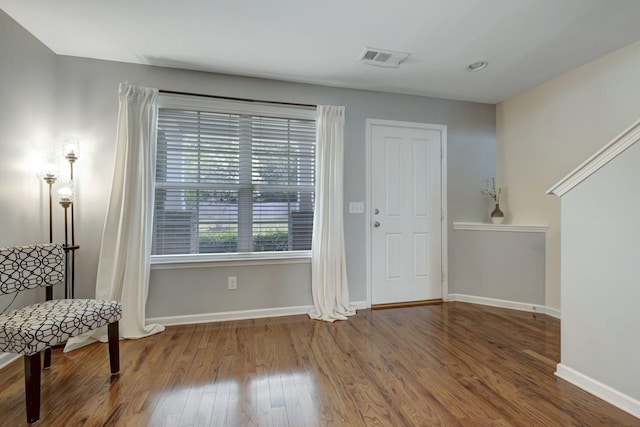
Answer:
359 47 410 68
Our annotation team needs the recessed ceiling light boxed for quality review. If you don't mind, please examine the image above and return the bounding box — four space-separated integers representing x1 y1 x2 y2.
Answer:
466 60 488 72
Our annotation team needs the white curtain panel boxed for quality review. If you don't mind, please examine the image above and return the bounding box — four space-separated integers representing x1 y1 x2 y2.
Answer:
309 106 356 322
65 84 164 351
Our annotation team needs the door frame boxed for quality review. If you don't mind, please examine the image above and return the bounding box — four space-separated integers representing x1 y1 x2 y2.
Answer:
365 119 448 307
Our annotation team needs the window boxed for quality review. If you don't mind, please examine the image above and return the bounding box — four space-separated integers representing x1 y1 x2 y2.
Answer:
151 95 316 260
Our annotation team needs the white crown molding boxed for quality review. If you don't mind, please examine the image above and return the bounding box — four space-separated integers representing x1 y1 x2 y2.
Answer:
452 222 548 233
556 364 640 419
547 118 640 197
448 293 559 318
147 301 369 326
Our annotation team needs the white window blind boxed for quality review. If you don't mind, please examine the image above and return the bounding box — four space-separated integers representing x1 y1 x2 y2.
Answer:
152 97 316 258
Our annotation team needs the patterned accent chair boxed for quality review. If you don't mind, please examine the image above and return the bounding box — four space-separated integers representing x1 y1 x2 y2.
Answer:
0 244 122 424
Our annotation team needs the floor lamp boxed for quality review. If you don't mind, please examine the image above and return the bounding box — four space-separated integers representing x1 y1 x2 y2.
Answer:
41 162 58 301
61 140 80 299
57 185 74 299
40 161 58 367
39 138 80 300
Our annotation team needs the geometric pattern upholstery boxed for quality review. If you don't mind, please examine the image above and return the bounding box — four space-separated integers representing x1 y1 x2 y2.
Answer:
0 243 122 424
0 244 64 294
0 243 123 355
0 299 122 355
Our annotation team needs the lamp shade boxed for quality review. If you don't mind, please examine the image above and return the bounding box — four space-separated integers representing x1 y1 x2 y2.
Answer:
61 136 80 161
40 160 59 182
57 183 74 204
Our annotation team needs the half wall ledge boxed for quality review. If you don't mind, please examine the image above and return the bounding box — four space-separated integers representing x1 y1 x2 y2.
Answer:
452 222 548 233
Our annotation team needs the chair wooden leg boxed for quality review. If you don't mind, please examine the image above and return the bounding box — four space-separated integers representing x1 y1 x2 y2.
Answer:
108 322 120 375
24 352 41 424
43 347 51 369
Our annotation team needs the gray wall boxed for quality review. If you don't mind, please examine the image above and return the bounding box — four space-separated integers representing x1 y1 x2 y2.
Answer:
55 57 495 318
2 10 496 320
0 9 58 363
561 139 640 402
0 10 56 247
450 229 545 304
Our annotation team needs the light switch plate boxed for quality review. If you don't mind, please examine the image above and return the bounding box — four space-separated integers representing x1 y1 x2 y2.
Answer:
349 202 364 214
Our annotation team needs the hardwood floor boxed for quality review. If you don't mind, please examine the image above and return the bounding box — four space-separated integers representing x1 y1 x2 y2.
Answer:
0 302 638 426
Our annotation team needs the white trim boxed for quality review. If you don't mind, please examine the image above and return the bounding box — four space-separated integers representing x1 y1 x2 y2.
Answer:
365 120 372 307
365 119 448 306
556 363 640 419
547 117 640 197
151 253 311 270
441 126 449 301
0 353 20 370
544 306 561 319
448 293 550 315
452 222 548 233
147 300 369 326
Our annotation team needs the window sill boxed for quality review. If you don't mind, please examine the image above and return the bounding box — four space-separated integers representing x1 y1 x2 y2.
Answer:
150 251 312 270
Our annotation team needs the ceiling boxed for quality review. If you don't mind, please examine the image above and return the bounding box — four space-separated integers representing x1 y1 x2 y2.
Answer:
3 0 640 104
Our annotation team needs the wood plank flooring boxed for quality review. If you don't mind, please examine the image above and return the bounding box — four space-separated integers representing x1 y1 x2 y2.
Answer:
0 302 638 426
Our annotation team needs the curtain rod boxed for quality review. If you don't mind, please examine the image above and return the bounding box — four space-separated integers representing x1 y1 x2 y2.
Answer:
159 90 317 109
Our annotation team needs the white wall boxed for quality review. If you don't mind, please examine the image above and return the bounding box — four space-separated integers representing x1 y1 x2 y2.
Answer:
560 138 640 406
496 39 640 310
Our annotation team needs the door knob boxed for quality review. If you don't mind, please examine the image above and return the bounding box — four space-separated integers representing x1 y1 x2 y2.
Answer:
373 221 381 228
374 209 379 215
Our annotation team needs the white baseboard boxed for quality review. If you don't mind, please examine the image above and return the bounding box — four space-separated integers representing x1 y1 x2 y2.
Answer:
0 353 20 370
556 363 640 419
544 306 561 319
147 300 369 326
448 293 560 318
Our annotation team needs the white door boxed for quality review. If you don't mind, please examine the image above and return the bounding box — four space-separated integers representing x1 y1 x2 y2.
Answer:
370 122 443 305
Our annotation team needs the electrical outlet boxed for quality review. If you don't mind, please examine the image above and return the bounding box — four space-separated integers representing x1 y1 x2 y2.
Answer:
228 276 237 290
